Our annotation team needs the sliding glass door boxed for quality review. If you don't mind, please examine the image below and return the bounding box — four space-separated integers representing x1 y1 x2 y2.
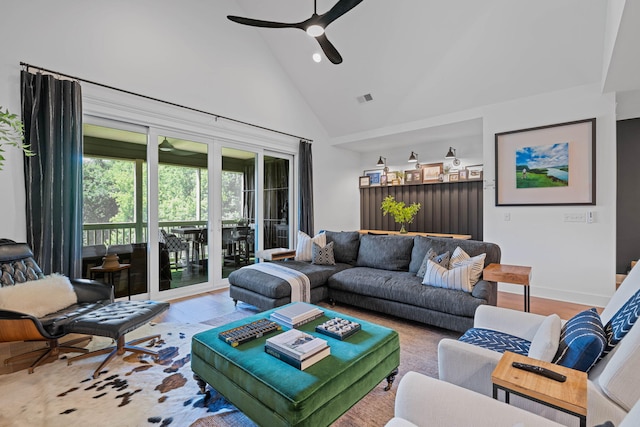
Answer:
264 154 293 250
157 135 209 293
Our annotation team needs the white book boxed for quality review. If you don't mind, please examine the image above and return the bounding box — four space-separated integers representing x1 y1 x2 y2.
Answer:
271 302 323 324
266 329 328 360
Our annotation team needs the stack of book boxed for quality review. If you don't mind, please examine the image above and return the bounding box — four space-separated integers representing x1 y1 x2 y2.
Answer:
269 302 324 329
265 329 330 370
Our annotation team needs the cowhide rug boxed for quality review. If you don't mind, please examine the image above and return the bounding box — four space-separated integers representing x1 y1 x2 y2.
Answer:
0 322 237 427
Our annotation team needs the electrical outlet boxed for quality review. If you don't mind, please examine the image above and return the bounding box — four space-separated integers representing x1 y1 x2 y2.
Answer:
563 213 586 222
587 211 595 223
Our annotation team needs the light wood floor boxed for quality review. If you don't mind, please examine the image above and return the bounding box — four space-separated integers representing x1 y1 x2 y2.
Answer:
156 287 601 325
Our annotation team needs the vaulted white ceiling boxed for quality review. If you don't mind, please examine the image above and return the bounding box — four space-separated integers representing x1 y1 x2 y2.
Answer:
232 0 640 151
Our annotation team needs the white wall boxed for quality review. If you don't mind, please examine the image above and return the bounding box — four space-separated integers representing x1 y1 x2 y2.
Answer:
483 84 616 307
0 0 358 241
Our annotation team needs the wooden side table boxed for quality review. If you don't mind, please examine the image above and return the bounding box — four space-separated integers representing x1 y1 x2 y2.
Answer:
492 351 587 427
254 248 296 262
483 263 532 312
90 263 132 300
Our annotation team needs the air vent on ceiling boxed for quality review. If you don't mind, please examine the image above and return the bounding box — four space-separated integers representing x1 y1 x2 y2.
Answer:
357 93 374 103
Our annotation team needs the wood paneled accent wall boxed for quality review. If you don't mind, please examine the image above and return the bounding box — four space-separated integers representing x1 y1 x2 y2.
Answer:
360 181 484 240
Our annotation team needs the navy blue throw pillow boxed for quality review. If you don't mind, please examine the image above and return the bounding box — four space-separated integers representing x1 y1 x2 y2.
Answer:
553 308 606 372
602 288 640 357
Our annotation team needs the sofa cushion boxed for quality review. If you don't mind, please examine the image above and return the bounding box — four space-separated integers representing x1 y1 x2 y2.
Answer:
602 288 640 356
416 248 450 278
553 308 606 372
0 274 78 317
295 231 326 262
528 314 562 362
450 247 486 286
356 235 414 271
597 314 640 412
409 236 433 273
458 328 531 356
324 231 360 265
423 260 474 292
312 241 335 266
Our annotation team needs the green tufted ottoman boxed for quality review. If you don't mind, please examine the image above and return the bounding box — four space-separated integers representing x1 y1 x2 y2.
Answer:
191 304 400 427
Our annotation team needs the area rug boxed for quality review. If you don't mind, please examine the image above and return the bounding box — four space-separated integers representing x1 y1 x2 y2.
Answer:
0 322 237 427
0 305 461 427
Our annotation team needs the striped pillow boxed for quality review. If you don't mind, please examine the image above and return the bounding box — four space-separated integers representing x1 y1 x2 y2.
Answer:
450 247 486 286
295 231 326 262
423 259 473 292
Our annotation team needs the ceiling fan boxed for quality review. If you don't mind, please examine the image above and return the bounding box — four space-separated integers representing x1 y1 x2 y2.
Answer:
227 0 363 64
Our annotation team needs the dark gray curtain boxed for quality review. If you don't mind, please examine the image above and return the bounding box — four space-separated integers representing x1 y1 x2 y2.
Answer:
242 159 256 222
21 71 83 277
298 140 314 235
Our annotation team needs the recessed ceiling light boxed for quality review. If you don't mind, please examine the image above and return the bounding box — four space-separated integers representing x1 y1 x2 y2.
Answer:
312 53 322 63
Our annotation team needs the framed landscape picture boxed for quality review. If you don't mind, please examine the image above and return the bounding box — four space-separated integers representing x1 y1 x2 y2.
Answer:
422 162 443 183
359 176 371 187
466 164 483 180
495 118 595 206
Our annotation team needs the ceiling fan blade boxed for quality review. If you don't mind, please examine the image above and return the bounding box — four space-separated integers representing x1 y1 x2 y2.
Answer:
316 34 343 64
317 0 363 28
227 15 299 29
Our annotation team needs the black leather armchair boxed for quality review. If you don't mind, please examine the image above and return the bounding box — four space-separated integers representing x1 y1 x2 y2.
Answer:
0 240 113 373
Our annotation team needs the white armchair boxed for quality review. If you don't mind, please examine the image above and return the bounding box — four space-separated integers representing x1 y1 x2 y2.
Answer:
438 261 640 426
386 371 640 427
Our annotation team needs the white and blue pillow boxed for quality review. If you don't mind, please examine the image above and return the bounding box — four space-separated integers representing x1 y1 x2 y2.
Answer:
416 248 450 278
602 288 640 356
553 307 606 372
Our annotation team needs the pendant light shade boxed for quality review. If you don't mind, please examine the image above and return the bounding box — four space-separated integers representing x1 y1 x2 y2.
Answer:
445 147 456 159
377 156 386 166
408 151 418 163
159 138 174 152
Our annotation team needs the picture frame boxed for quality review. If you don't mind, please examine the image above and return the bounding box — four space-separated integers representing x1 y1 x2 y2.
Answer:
387 170 402 184
363 170 382 186
466 164 483 180
359 176 371 187
448 172 459 182
495 118 596 206
421 162 444 183
404 170 417 183
380 174 388 186
458 169 468 180
412 170 422 182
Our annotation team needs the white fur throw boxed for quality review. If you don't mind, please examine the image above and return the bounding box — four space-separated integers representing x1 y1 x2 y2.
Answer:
0 274 77 317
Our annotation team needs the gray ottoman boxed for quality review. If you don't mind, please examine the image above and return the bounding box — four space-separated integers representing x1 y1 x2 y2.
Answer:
66 300 170 378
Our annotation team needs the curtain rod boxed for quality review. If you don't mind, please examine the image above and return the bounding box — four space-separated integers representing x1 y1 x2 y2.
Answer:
20 62 312 143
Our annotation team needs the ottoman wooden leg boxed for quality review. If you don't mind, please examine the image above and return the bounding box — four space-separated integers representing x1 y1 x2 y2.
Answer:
384 367 399 391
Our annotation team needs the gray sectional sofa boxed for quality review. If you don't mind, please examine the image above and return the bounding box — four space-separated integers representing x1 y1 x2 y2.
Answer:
228 231 501 332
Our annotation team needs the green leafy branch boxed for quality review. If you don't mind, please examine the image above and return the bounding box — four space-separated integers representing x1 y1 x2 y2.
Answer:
381 195 421 224
0 106 35 170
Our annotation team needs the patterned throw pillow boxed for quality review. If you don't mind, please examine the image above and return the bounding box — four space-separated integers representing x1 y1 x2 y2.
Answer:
295 231 326 262
312 241 335 265
602 288 640 356
449 247 486 286
553 308 606 372
416 248 450 278
422 259 473 292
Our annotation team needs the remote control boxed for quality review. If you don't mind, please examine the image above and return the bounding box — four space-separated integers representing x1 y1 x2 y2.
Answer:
512 362 567 382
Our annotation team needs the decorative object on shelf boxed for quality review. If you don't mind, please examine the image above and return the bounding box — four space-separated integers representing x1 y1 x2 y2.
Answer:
101 252 120 269
380 195 421 234
445 147 461 166
459 169 468 180
0 105 35 170
449 172 459 182
466 164 483 180
495 118 595 206
387 170 402 185
359 176 370 187
408 151 421 169
363 169 382 186
421 162 444 183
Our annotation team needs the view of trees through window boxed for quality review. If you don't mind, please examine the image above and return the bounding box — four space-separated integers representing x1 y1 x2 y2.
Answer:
83 157 213 225
222 171 243 220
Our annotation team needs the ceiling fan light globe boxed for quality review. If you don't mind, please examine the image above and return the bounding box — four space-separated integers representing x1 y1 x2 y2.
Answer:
312 52 322 63
306 25 325 37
